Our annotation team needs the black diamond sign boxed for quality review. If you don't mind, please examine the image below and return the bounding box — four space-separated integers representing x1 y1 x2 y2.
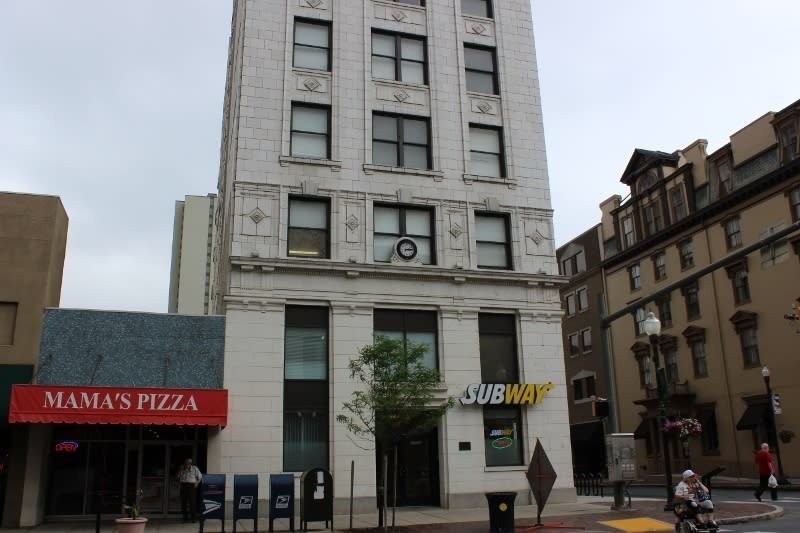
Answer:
526 439 557 516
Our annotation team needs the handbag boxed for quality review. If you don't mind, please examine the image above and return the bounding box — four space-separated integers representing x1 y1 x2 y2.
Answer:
768 474 778 488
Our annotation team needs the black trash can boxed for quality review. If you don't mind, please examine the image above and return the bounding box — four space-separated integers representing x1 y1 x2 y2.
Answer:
485 491 516 533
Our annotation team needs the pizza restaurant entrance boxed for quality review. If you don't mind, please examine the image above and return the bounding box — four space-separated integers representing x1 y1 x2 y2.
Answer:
46 425 207 517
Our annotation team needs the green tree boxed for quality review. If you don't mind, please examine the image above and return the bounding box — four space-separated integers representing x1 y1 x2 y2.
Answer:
336 336 454 524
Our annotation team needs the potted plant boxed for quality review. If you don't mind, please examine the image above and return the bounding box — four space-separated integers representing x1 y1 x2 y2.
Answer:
116 491 147 533
779 429 795 444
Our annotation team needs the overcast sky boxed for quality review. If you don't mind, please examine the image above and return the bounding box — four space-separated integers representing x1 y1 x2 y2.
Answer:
2 1 799 313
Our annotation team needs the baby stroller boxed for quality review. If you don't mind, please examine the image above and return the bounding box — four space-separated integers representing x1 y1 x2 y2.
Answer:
673 501 719 532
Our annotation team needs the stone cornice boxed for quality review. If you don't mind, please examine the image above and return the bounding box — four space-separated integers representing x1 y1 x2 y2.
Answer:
230 256 568 288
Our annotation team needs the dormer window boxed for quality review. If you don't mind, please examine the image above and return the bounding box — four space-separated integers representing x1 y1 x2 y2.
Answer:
780 123 799 162
638 169 658 194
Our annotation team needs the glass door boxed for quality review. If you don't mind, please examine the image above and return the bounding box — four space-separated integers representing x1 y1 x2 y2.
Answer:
167 444 194 514
139 445 167 514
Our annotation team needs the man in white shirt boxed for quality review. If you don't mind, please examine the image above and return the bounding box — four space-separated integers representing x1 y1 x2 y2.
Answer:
176 457 203 522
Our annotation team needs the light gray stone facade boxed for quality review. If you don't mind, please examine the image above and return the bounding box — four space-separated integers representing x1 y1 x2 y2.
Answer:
211 0 573 511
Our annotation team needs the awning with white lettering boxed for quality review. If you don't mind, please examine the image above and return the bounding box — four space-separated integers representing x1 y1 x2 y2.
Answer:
8 384 227 425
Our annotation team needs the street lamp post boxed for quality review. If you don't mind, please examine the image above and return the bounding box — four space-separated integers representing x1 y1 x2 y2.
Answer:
761 366 788 484
644 312 674 511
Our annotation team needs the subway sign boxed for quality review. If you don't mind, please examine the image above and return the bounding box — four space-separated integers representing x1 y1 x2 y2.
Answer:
460 383 554 406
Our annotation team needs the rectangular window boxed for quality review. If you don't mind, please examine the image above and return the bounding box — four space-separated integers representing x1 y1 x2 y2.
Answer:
684 283 701 319
653 252 666 281
695 183 710 209
629 263 641 290
634 307 646 336
729 265 751 304
690 340 708 377
372 113 430 169
293 19 331 71
622 217 634 247
567 333 580 356
637 356 651 388
565 293 576 315
374 309 438 370
469 125 504 178
740 327 760 367
291 104 330 159
371 31 426 84
679 239 694 269
374 204 435 264
0 302 17 345
464 45 498 94
284 306 329 472
288 197 329 258
717 160 732 195
790 187 800 221
780 123 799 162
462 0 492 18
665 348 679 384
475 212 511 269
561 251 586 276
725 217 742 249
577 287 589 311
392 0 424 5
479 314 522 466
656 297 673 328
581 328 592 353
643 202 662 235
670 187 686 221
572 376 595 401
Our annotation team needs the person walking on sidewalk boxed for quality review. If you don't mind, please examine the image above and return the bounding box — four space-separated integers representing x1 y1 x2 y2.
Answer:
754 442 778 501
176 457 203 522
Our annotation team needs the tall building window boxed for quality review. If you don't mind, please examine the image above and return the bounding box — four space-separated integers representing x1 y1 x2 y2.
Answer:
565 293 576 315
374 204 434 264
469 125 504 178
779 122 799 162
291 104 330 159
670 187 686 221
577 287 589 311
288 197 330 258
479 314 523 467
572 375 596 400
683 282 701 320
636 354 651 388
678 239 694 269
634 307 647 336
475 212 511 269
716 159 733 195
656 296 673 328
293 19 331 71
724 217 742 249
374 309 438 370
622 217 635 247
461 0 493 18
371 31 427 84
727 262 751 304
695 184 710 209
372 113 430 169
629 263 641 290
665 347 679 384
739 326 760 367
284 306 329 472
689 339 708 377
653 252 666 281
643 202 662 235
697 406 720 453
790 187 800 221
581 328 592 353
561 251 586 276
567 332 580 356
464 45 498 94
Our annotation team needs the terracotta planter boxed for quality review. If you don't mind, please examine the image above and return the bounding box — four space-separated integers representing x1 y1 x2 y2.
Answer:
115 517 147 533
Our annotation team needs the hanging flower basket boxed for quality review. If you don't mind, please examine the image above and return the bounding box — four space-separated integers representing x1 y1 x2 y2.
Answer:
662 417 702 439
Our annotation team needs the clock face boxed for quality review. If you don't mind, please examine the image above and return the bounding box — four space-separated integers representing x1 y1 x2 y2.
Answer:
396 238 418 260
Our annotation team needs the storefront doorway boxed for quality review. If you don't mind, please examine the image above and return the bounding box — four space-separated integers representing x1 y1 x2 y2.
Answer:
45 425 206 517
379 428 440 507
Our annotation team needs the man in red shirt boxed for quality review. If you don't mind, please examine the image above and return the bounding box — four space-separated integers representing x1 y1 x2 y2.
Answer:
754 442 778 501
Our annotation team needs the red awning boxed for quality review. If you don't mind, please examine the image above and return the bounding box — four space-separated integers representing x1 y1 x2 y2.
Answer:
9 384 228 426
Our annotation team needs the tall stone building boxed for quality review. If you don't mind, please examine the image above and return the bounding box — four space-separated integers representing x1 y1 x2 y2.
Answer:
210 0 572 511
0 193 67 527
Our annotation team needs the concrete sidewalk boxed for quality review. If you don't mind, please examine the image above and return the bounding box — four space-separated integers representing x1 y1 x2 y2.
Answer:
0 496 784 533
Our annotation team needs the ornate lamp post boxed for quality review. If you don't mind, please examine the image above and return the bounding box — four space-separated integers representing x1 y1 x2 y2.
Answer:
644 312 674 510
761 366 788 484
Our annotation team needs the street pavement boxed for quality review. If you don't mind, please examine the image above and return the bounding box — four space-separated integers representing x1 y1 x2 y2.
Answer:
0 494 784 533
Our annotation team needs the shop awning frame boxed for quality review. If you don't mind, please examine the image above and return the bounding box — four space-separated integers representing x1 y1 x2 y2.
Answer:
736 403 768 430
9 384 228 426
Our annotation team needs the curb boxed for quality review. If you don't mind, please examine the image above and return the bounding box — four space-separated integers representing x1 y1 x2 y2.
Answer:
717 503 784 525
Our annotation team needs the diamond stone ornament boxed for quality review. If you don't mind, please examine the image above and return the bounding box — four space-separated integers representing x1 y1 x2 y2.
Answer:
392 10 407 21
305 0 322 8
345 214 359 232
393 90 410 102
248 208 266 224
449 223 463 239
303 78 321 91
476 101 493 114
